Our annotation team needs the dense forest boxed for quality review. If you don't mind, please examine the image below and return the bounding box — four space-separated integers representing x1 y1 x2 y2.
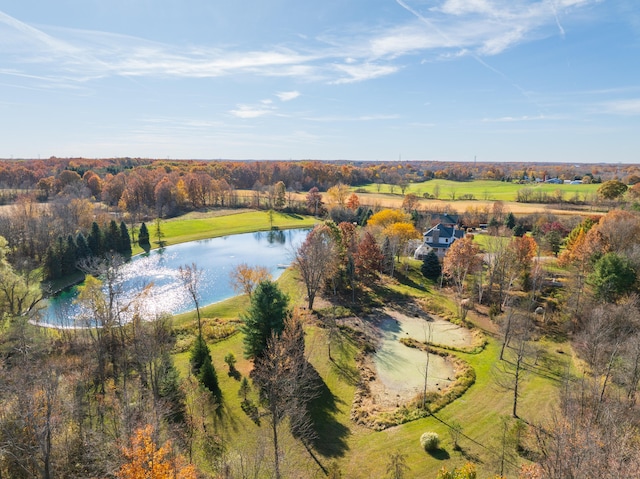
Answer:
1 158 640 478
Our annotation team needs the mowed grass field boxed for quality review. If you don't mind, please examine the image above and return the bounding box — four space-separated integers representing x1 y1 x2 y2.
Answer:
175 253 571 478
354 179 600 202
131 209 318 255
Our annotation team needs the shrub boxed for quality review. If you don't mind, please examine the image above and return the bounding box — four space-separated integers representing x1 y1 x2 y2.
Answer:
224 352 237 370
420 432 440 451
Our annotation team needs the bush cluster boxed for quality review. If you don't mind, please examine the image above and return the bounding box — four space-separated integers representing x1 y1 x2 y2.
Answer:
420 432 440 451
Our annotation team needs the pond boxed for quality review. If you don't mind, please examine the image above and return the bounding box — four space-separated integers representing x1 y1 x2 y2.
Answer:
41 228 310 327
371 309 472 406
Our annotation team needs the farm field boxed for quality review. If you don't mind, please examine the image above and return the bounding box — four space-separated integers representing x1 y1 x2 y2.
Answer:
353 179 600 202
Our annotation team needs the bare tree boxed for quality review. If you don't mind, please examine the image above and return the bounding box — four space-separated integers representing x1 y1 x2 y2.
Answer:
385 450 410 479
294 225 337 310
443 237 481 320
494 312 534 418
421 322 433 409
230 263 271 298
251 316 319 479
178 263 203 336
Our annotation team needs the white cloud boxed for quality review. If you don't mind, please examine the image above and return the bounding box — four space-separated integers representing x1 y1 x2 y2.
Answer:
0 1 600 88
602 99 640 115
304 114 400 122
331 62 399 84
276 91 300 101
229 104 273 119
482 114 550 122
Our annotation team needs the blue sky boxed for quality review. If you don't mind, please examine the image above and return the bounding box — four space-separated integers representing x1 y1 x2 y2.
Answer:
1 0 639 163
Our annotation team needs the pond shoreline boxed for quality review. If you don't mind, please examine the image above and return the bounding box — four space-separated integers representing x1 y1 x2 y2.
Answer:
39 228 311 328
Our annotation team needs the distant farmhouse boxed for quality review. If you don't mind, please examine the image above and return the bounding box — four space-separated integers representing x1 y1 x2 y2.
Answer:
414 222 465 260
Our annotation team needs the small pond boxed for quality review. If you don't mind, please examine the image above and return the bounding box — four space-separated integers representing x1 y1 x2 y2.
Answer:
42 228 310 327
372 311 472 403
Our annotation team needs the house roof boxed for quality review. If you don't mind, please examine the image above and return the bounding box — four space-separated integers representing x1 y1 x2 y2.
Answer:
423 223 464 247
431 213 459 225
424 223 464 238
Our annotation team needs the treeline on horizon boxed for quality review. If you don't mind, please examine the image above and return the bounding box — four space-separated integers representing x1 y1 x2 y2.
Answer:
1 156 639 196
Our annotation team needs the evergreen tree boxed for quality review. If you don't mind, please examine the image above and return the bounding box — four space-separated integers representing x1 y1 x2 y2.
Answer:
589 252 637 302
512 224 525 237
189 334 211 376
104 220 121 253
87 221 103 256
504 212 516 230
421 249 442 281
62 234 78 276
76 232 91 259
43 243 62 281
241 279 289 359
198 354 221 397
138 222 150 248
119 221 133 257
157 352 186 423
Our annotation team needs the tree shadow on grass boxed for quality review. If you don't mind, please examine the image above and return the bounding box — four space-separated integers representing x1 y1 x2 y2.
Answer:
329 359 360 386
459 446 483 464
395 269 428 292
308 366 350 458
281 212 303 220
427 448 451 460
212 393 242 434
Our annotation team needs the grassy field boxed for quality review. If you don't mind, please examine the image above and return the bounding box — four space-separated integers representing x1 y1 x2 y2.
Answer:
179 254 571 478
131 209 318 255
354 179 600 203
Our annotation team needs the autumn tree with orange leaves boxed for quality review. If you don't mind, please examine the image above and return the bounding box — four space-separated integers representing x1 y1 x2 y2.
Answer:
346 192 360 210
230 263 271 298
443 237 481 319
116 424 196 479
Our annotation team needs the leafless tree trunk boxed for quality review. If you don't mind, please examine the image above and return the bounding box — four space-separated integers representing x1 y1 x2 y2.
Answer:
294 225 337 310
178 263 203 336
252 317 319 479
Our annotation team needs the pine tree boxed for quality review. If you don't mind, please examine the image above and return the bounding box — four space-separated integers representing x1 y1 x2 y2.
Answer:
421 249 442 281
104 220 121 253
62 234 78 276
87 221 103 256
43 243 62 280
157 352 186 423
119 221 133 257
240 280 289 359
198 354 220 397
504 212 516 230
512 224 525 237
189 334 211 376
76 232 91 259
138 222 150 248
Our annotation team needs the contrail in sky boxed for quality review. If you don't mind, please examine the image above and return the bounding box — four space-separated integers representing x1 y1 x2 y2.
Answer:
394 0 539 108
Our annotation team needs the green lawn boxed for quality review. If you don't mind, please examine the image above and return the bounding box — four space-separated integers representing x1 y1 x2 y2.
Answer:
182 259 569 478
355 179 599 202
132 210 317 255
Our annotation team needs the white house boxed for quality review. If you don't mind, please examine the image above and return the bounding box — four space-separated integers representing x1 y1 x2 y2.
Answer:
414 223 465 260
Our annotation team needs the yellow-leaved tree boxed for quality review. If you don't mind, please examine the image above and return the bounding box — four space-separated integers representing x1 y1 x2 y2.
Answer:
116 425 196 479
367 209 412 229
